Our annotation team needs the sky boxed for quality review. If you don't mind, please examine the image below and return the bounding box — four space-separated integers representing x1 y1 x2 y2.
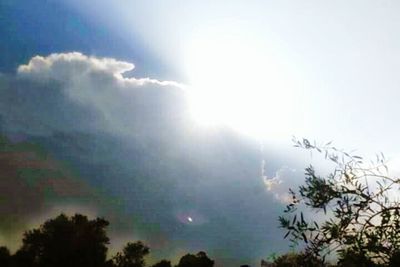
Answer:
1 0 400 266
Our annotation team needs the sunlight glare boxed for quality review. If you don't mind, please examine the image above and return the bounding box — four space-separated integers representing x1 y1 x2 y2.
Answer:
185 30 300 139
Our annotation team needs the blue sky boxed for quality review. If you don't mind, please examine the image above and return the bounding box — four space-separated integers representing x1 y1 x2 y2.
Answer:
2 1 400 266
0 0 176 79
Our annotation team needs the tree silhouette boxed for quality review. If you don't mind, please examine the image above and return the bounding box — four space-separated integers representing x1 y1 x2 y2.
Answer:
273 251 327 267
112 241 150 267
0 246 11 267
336 249 378 267
280 138 400 264
176 251 214 267
13 213 110 267
0 213 223 267
388 251 400 267
151 259 172 267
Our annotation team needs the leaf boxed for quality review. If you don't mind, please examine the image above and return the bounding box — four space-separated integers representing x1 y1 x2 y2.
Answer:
284 231 290 239
301 233 308 243
325 141 332 146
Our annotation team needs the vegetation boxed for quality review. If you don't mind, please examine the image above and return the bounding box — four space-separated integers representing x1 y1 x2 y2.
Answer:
112 241 150 267
5 138 400 266
0 213 215 267
279 138 400 266
272 251 326 267
176 252 214 267
0 213 331 267
151 260 172 267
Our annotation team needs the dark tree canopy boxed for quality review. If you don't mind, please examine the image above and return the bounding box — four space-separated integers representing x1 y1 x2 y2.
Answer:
151 260 172 267
0 213 220 267
176 251 214 267
336 249 378 267
0 211 224 267
112 241 150 267
273 252 326 267
0 246 11 267
14 213 110 267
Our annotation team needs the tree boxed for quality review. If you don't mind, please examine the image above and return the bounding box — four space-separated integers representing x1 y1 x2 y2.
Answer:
336 249 378 267
279 138 400 264
14 213 110 267
0 246 11 267
151 260 172 267
273 251 326 267
388 251 400 267
176 251 214 267
113 241 150 267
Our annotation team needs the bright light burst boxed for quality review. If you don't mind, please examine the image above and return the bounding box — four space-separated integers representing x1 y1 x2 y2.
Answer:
184 29 301 139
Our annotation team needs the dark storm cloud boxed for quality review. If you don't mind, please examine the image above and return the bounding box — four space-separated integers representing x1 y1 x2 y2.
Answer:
0 53 292 265
0 134 102 250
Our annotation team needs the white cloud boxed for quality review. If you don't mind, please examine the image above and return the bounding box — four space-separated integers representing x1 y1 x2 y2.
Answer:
1 52 187 137
262 162 297 203
263 176 281 191
17 52 134 79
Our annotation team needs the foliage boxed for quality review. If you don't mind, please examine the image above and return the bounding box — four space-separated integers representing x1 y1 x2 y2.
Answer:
273 251 326 267
280 138 400 264
14 213 110 267
176 251 214 267
112 241 150 267
0 213 220 267
336 249 378 267
0 246 11 267
151 260 172 267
